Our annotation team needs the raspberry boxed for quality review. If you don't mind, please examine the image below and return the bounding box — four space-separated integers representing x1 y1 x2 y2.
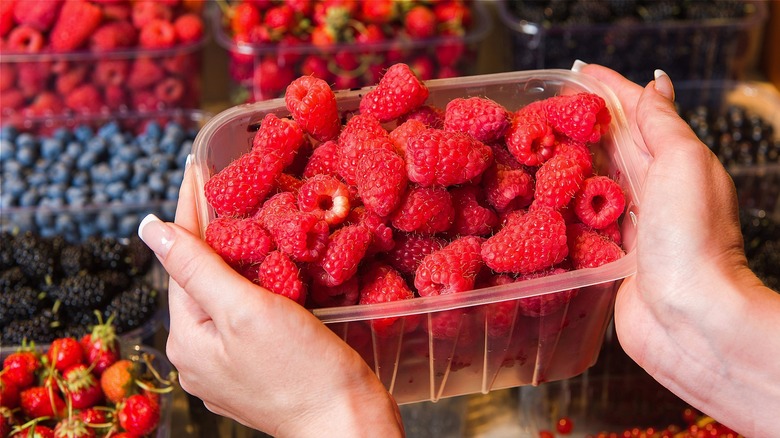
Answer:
414 235 484 297
257 251 306 305
12 0 61 32
274 173 304 196
554 137 594 177
56 64 88 94
253 57 296 99
567 223 625 269
359 263 417 337
399 104 445 129
204 149 287 218
388 119 426 159
444 97 510 144
139 19 177 49
128 58 165 90
285 75 341 142
476 274 518 337
258 194 330 263
425 307 478 343
505 101 557 167
390 186 454 234
406 128 494 187
385 232 446 276
309 275 359 308
302 140 340 179
65 84 104 114
131 1 172 29
50 0 103 51
297 174 351 226
573 175 626 229
481 207 568 274
0 0 13 37
90 21 138 51
482 159 534 213
355 148 408 217
173 13 204 44
336 114 394 185
350 208 395 255
205 216 273 267
255 192 298 225
598 220 623 247
22 92 65 117
516 268 579 317
543 93 611 144
311 224 372 287
359 63 429 123
449 185 498 237
154 77 185 105
251 113 306 169
7 25 44 52
531 152 587 212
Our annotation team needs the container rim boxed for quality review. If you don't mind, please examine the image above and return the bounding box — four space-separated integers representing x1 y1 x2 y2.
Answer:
0 108 212 132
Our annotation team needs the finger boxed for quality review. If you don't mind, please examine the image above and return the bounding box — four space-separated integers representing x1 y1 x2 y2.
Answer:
580 64 644 116
174 156 201 234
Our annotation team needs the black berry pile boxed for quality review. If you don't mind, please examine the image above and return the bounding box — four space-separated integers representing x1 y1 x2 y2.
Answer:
0 230 161 345
740 209 780 293
503 0 758 83
0 118 198 242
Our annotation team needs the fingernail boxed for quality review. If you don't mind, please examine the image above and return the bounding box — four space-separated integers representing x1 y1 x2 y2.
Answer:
138 214 174 259
653 69 675 102
571 59 588 72
184 153 193 170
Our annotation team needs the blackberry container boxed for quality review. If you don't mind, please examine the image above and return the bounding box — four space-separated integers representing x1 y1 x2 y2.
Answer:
496 0 767 84
190 69 649 404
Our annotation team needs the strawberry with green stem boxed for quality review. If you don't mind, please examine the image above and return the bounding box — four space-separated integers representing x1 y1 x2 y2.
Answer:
80 312 120 377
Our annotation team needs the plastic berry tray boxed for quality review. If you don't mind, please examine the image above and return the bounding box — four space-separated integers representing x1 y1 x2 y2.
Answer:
210 0 492 104
190 69 649 404
0 343 174 438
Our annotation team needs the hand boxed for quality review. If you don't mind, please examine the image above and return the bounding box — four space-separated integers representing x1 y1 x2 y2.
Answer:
138 165 404 437
582 64 780 436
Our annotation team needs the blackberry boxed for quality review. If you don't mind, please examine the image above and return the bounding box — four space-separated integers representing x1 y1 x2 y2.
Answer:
97 269 132 294
104 281 159 333
59 243 96 276
125 235 154 275
1 266 28 292
50 271 108 310
0 285 45 326
0 231 15 269
12 231 56 279
740 209 780 294
83 236 128 271
1 310 56 344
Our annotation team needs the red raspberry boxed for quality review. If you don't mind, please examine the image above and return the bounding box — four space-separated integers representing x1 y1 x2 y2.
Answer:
390 186 454 234
50 0 102 51
311 224 373 287
309 275 359 308
255 192 298 225
154 77 185 106
12 0 61 32
482 160 534 213
425 307 479 343
481 207 568 274
253 57 295 99
285 75 341 142
6 25 44 52
174 13 204 44
475 274 519 337
359 63 429 123
274 173 304 196
302 140 340 178
230 2 261 35
205 216 273 267
573 175 626 229
554 137 594 177
22 92 65 117
566 223 625 269
385 232 446 276
406 128 493 187
388 119 426 158
449 185 498 237
205 149 287 218
257 251 306 305
90 21 138 51
132 1 172 29
543 92 612 144
336 114 394 185
444 97 511 144
1 90 25 112
0 0 13 37
516 268 579 317
505 101 557 167
598 220 623 247
251 113 306 169
350 208 395 255
356 148 408 217
399 104 445 129
531 152 587 212
414 235 484 297
297 174 351 226
65 84 104 114
55 64 88 95
139 18 177 49
128 58 165 90
258 195 330 263
358 263 416 336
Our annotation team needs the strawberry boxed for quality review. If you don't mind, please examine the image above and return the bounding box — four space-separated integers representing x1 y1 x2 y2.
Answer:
505 101 557 167
100 359 136 404
0 407 12 438
257 251 307 305
62 364 104 410
47 337 85 373
444 97 511 144
355 148 408 217
173 12 204 44
49 0 103 51
406 128 494 188
0 374 19 409
205 216 273 267
390 186 454 235
414 236 484 297
359 63 429 123
285 75 341 143
297 174 352 226
9 424 55 438
403 5 436 39
230 1 262 35
53 417 96 438
78 407 110 429
117 394 160 437
20 386 66 419
360 0 396 23
2 349 41 390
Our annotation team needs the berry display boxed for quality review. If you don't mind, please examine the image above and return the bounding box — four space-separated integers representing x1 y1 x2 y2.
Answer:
0 0 205 118
740 209 780 293
217 0 487 103
0 231 159 345
502 0 759 83
0 329 173 438
0 117 198 242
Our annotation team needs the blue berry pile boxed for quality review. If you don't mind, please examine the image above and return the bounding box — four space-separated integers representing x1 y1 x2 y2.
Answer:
0 118 198 242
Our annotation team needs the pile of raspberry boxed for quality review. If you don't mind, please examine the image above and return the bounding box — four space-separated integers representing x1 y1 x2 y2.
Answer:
222 0 478 102
203 62 626 332
0 0 205 118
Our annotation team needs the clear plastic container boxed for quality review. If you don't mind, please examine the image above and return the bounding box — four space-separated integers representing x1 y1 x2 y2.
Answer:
496 0 768 84
190 69 649 404
210 1 492 104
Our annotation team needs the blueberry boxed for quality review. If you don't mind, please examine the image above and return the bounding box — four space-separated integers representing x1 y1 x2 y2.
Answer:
96 210 117 234
64 141 83 159
137 136 160 156
144 121 163 140
86 136 108 156
44 183 67 200
14 132 35 148
55 214 78 238
105 181 127 200
4 177 26 198
165 185 180 201
35 208 56 230
148 172 166 195
52 127 72 142
97 121 121 139
176 140 193 167
166 168 184 189
71 170 90 187
90 162 113 185
109 161 132 183
149 153 173 172
65 186 89 206
79 222 99 240
27 172 48 188
73 125 94 143
91 190 110 205
0 193 14 209
130 166 150 188
19 188 40 207
118 215 141 238
0 125 18 141
77 150 100 171
3 160 23 175
41 138 65 161
0 140 15 162
116 145 140 162
49 161 72 185
15 144 37 167
123 186 152 204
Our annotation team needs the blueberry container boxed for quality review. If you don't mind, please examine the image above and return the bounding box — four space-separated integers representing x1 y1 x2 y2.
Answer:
190 69 649 404
496 0 767 84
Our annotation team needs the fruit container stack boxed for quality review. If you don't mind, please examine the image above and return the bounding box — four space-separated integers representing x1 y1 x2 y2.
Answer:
496 0 767 84
190 66 651 404
0 0 207 126
211 0 492 104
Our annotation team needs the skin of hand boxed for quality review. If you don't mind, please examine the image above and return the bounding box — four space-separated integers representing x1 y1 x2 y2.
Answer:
582 64 780 436
138 167 404 437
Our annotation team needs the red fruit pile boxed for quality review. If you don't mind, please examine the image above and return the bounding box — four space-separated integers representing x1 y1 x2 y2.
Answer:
220 0 481 103
203 62 627 331
0 0 205 119
0 319 172 438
